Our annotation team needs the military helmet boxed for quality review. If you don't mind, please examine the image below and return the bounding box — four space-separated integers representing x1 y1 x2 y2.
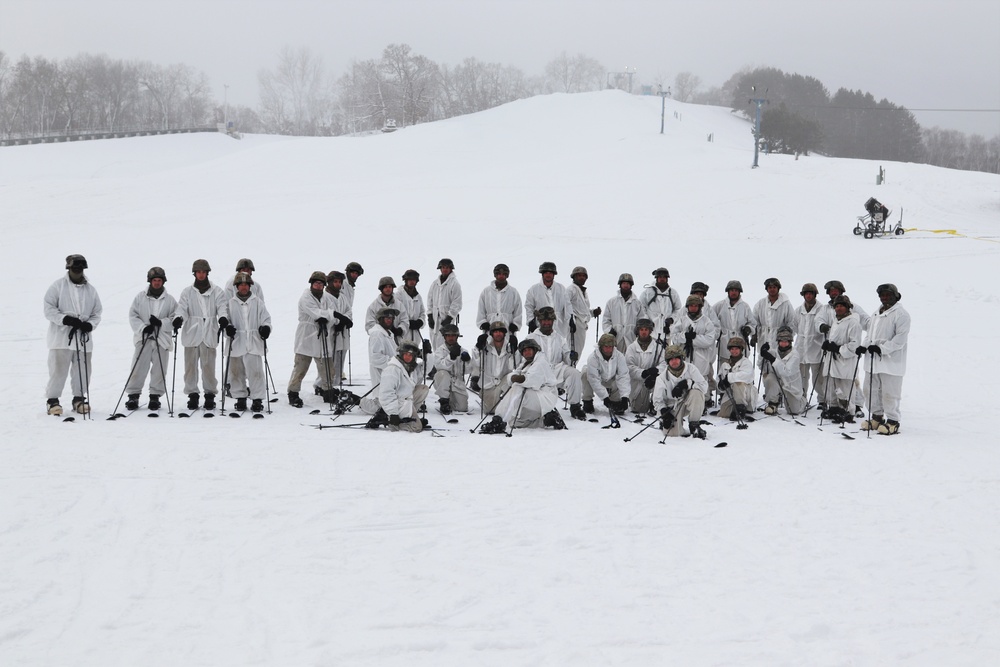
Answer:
764 277 782 289
397 341 421 360
776 326 795 342
832 294 853 309
489 321 508 334
570 266 588 278
147 266 167 283
664 344 685 360
538 261 558 274
235 258 255 271
800 282 818 296
824 280 846 294
437 258 455 270
192 259 211 273
493 263 510 275
65 254 88 270
876 283 901 300
618 273 635 285
517 338 542 354
233 272 254 286
725 280 743 293
376 307 399 320
309 271 328 285
377 276 396 290
345 261 364 275
401 269 420 282
634 317 655 335
440 323 461 337
690 281 709 295
598 333 617 348
535 306 557 321
326 270 345 282
685 295 704 308
727 337 746 350
652 267 670 278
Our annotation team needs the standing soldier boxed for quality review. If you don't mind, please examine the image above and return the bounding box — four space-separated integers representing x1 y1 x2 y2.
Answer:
432 323 471 415
525 261 572 340
795 283 825 407
225 258 265 301
752 277 797 409
819 295 862 423
342 261 364 382
817 280 867 416
287 271 338 409
396 269 427 348
641 267 682 338
176 259 228 412
125 267 179 412
366 307 400 391
603 273 647 354
669 295 719 386
365 276 404 335
323 270 353 389
44 254 102 416
223 272 272 413
861 284 910 435
426 258 462 349
567 266 600 367
713 280 757 384
476 263 523 347
472 321 515 415
625 318 664 418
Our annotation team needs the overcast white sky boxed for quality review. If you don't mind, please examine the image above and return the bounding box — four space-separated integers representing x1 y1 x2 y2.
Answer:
3 0 999 136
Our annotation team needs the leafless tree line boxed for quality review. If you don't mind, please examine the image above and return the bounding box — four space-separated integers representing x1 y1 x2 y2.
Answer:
0 51 216 138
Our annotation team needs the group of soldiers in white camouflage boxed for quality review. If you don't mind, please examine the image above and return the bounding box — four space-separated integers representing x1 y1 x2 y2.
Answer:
45 256 910 437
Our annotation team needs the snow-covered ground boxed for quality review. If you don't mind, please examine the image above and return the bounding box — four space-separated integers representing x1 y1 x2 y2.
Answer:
2 90 998 665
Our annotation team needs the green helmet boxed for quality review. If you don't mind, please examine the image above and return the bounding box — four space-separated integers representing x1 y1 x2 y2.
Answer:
147 266 167 283
192 259 211 273
235 258 255 271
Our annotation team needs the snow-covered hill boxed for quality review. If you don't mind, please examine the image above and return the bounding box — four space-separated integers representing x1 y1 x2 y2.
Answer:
2 90 998 666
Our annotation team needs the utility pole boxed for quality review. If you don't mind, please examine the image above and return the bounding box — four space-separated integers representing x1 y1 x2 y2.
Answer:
224 84 230 130
749 85 768 168
658 85 672 134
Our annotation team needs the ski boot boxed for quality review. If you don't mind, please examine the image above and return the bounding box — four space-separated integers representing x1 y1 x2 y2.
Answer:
543 409 567 430
251 399 264 413
365 408 389 429
764 402 779 415
569 403 587 420
479 416 507 434
125 394 140 411
439 398 452 415
877 419 900 435
203 393 217 410
148 395 161 411
187 393 200 410
288 391 303 408
689 421 707 439
47 398 63 416
582 399 595 414
861 414 885 431
234 397 247 412
72 396 90 414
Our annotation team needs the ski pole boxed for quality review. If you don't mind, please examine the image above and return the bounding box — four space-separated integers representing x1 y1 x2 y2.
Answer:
81 331 92 419
71 329 89 419
263 339 272 415
505 386 528 438
723 383 748 430
623 414 663 442
221 332 234 415
153 329 173 416
819 348 835 427
470 382 515 433
319 321 335 410
169 330 178 418
108 332 153 419
866 350 875 440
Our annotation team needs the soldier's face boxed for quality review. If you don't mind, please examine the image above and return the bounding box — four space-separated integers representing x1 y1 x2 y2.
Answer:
194 270 208 281
151 278 164 289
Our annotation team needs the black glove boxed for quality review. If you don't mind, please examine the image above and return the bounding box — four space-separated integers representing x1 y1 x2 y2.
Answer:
480 322 490 331
660 407 675 425
316 317 329 328
427 313 434 329
142 324 156 335
644 374 657 389
149 315 162 328
389 414 401 426
79 320 93 333
603 397 616 409
641 367 658 379
449 344 461 360
476 333 488 350
819 323 831 334
219 317 229 329
592 307 602 317
470 376 481 392
664 318 674 331
569 350 578 363
460 350 471 363
719 376 731 390
172 317 183 330
508 323 519 334
855 345 867 356
422 339 432 355
528 319 537 334
440 316 453 327
409 319 423 330
619 397 629 412
740 325 752 338
258 325 270 339
569 318 577 334
609 327 618 337
507 335 518 354
761 342 770 352
62 315 83 329
225 324 237 338
761 349 776 363
868 344 882 356
685 329 696 342
391 326 404 338
671 379 688 397
825 341 841 356
511 374 525 384
750 335 758 348
339 314 354 329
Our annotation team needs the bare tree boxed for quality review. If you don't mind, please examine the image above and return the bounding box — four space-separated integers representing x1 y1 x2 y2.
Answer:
544 52 605 93
258 46 330 135
672 71 702 102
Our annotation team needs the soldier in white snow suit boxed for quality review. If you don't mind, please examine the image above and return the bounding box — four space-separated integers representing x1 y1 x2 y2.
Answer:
818 295 863 423
223 272 272 413
363 342 430 433
225 258 265 302
175 259 228 411
426 258 462 349
485 339 564 432
341 261 364 381
471 321 516 415
395 269 427 348
602 273 647 354
669 295 720 383
795 283 825 407
44 254 102 416
625 318 666 417
525 261 573 342
759 326 805 415
125 267 179 412
640 267 683 338
527 306 586 420
287 271 339 409
860 283 910 435
582 333 631 416
364 276 405 336
653 344 708 439
476 263 523 344
690 282 721 403
712 280 757 385
364 307 400 398
752 277 798 363
321 270 354 390
567 266 601 367
717 337 756 422
816 280 866 416
432 323 472 414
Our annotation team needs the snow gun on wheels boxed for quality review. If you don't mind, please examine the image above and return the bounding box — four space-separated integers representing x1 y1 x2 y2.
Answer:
853 197 904 239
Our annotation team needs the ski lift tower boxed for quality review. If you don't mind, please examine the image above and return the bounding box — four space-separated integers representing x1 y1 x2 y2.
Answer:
749 85 768 168
658 85 672 134
606 66 637 93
